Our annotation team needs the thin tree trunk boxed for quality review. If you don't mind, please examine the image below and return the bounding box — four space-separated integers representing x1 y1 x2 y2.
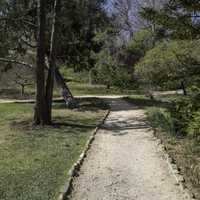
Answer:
181 81 187 96
21 85 25 96
45 0 76 109
88 68 93 85
34 0 48 125
45 0 61 123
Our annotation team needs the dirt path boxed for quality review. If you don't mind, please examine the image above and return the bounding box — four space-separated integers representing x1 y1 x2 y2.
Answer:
0 95 127 104
69 99 190 200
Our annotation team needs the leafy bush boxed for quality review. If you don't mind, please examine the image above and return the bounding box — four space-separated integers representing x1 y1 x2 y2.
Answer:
147 107 176 135
169 93 200 136
127 29 154 57
135 40 200 90
169 98 192 135
187 111 200 139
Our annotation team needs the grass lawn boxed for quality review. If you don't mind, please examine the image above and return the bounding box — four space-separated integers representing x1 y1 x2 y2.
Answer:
0 67 139 100
0 99 108 200
0 84 139 100
67 83 138 96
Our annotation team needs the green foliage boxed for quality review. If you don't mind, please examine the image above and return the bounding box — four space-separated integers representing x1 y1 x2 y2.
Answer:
59 0 110 70
112 66 133 89
141 0 200 39
169 97 192 135
60 67 89 84
127 29 154 57
167 93 200 136
93 48 134 89
0 0 109 71
187 111 200 139
145 96 200 199
94 49 117 87
147 107 176 135
145 93 200 138
135 40 200 89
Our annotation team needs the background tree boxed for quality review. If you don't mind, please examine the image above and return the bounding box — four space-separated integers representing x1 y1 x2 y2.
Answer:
141 0 200 39
0 0 109 124
34 0 48 125
135 40 200 91
0 65 34 97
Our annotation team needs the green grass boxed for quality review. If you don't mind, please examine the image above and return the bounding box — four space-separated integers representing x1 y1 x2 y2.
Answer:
0 100 107 200
67 82 138 96
0 67 139 99
0 83 139 100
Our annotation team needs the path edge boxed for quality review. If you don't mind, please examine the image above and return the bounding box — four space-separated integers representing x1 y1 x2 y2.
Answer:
57 109 111 200
152 128 196 200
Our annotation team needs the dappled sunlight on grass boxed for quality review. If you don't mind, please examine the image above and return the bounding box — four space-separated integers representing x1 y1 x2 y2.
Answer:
0 99 108 200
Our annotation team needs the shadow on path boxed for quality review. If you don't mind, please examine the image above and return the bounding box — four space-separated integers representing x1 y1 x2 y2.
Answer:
101 99 151 136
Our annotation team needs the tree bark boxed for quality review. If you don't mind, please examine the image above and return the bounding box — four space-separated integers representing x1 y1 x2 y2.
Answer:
21 85 25 96
88 68 93 85
181 81 187 96
45 0 61 123
34 0 48 125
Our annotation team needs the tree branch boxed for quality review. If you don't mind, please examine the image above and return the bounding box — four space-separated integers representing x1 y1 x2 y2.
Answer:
0 58 33 68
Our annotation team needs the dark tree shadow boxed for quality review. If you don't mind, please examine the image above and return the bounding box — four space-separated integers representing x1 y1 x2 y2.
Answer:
123 97 171 109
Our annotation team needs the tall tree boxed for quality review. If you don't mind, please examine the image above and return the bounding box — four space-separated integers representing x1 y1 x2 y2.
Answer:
34 0 48 125
45 0 61 123
141 0 200 39
109 0 165 40
0 0 109 125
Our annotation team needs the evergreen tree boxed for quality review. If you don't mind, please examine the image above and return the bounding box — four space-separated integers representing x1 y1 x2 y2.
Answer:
141 0 200 39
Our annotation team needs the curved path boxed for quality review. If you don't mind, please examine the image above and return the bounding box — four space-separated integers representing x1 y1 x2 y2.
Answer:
69 99 190 200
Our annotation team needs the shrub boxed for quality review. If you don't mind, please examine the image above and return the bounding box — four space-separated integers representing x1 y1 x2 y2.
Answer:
135 40 200 90
169 93 200 135
187 111 200 140
147 107 176 135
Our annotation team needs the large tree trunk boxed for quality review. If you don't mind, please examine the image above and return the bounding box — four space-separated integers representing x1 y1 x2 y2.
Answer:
34 0 49 125
45 0 61 123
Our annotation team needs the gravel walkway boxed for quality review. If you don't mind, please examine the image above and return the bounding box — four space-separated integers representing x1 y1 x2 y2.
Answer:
69 99 190 200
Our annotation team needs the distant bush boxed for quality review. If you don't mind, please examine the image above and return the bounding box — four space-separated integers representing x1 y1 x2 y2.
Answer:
169 93 200 135
187 111 200 140
147 108 176 135
135 40 200 90
147 92 200 139
127 29 154 58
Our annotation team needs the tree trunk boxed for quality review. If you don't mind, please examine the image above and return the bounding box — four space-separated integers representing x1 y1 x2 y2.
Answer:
21 85 25 96
45 0 61 123
88 68 93 85
34 0 48 125
181 81 187 96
